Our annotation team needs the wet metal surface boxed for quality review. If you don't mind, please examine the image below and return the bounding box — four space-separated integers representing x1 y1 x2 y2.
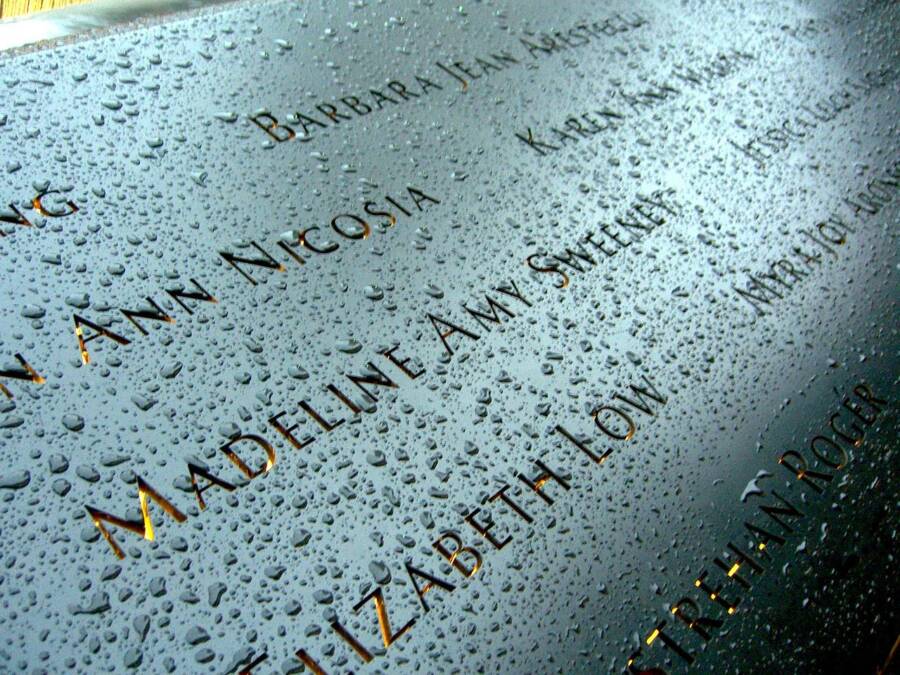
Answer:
0 1 897 673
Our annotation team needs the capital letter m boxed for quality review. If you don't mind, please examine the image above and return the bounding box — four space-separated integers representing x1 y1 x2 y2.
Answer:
85 477 187 559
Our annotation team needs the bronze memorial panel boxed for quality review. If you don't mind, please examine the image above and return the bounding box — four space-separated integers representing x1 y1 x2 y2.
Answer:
0 0 897 672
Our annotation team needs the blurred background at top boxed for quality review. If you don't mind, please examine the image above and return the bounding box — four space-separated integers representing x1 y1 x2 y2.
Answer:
1 0 91 19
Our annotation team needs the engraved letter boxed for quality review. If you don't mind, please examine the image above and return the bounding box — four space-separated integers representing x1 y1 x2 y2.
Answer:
85 476 187 559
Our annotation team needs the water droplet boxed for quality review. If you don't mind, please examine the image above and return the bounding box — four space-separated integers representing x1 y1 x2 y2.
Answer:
62 414 85 432
363 285 384 300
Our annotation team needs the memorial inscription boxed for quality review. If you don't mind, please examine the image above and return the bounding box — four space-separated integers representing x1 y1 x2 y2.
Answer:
0 0 896 673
